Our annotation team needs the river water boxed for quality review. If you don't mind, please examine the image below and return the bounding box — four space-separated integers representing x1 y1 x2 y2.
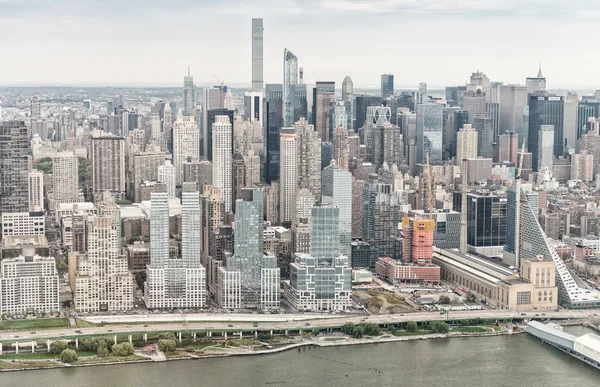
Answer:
1 326 598 387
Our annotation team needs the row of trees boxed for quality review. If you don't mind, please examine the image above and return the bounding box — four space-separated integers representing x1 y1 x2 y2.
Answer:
342 323 381 338
438 293 477 305
50 338 135 359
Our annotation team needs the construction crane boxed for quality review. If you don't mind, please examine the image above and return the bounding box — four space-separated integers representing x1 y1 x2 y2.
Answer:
211 74 225 89
425 153 434 218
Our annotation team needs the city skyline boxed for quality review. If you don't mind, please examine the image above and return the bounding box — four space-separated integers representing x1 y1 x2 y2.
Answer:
1 1 599 88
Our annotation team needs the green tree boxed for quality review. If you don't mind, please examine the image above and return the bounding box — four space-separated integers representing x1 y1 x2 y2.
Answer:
406 321 418 332
157 339 177 352
438 295 451 304
158 332 177 341
466 293 477 303
431 322 449 334
363 323 380 336
342 322 356 336
112 342 135 356
50 341 69 355
97 345 110 357
60 348 78 363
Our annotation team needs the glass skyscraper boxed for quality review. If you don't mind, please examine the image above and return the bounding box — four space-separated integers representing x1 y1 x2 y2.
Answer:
528 93 564 166
416 103 444 165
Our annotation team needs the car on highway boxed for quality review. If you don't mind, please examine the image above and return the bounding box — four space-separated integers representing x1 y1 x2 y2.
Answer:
228 325 234 327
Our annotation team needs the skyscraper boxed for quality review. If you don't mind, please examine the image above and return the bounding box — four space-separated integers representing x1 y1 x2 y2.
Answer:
499 85 528 137
52 151 79 207
456 124 478 165
28 169 44 212
283 48 298 127
355 95 382 131
279 128 297 226
0 121 29 214
30 96 41 120
230 189 264 306
537 125 555 171
381 74 394 97
416 103 444 165
74 200 134 312
212 115 233 213
498 131 519 164
183 68 195 116
362 175 401 259
90 131 125 199
202 87 223 157
322 163 352 258
332 127 349 170
312 81 335 142
528 93 564 168
526 64 547 94
173 115 199 184
145 188 206 309
157 160 176 199
296 118 322 199
286 204 352 311
342 76 353 103
265 84 284 183
474 117 494 159
217 188 280 310
251 18 264 92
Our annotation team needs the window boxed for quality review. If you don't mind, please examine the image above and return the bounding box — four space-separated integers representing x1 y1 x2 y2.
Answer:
517 291 532 305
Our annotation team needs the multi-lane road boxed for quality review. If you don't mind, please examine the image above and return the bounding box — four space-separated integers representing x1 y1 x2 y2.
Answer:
0 309 593 343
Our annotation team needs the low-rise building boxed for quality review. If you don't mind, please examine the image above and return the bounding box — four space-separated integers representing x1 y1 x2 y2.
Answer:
375 257 441 284
0 255 59 315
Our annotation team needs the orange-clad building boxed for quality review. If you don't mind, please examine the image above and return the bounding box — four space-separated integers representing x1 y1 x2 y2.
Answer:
401 217 435 264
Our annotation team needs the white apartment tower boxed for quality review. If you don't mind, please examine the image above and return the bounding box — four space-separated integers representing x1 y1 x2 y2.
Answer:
158 160 176 199
1 255 59 315
456 124 479 166
74 200 134 312
212 115 233 213
145 188 206 309
28 169 44 212
173 115 199 185
279 128 298 225
52 151 79 207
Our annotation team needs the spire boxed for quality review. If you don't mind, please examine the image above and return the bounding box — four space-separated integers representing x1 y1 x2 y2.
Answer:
188 67 190 76
537 62 543 78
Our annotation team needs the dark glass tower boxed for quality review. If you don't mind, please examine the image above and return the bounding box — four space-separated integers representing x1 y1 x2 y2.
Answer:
528 93 564 171
265 84 284 184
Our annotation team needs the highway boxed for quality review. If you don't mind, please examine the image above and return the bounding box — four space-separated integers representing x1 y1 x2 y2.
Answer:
0 309 592 344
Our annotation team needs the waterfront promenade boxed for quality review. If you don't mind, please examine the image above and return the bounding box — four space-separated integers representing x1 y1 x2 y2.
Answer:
0 309 591 346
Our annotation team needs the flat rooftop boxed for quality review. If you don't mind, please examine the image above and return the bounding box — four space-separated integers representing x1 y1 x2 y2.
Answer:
433 249 515 284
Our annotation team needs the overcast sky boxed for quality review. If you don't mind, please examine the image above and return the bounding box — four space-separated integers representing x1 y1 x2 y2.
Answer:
1 0 599 88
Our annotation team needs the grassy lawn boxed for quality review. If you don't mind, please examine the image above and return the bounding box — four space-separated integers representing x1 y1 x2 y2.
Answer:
0 360 58 370
391 330 431 337
452 326 489 333
0 352 58 360
164 351 189 359
181 341 215 351
0 318 69 331
75 318 102 328
75 355 147 364
324 338 346 342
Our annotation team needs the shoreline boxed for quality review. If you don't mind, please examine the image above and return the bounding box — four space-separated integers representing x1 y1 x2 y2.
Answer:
0 329 523 373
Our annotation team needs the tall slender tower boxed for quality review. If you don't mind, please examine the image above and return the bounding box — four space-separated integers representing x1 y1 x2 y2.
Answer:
279 128 298 225
183 68 195 116
283 49 299 127
212 116 233 213
460 158 468 254
252 18 264 92
0 121 29 214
